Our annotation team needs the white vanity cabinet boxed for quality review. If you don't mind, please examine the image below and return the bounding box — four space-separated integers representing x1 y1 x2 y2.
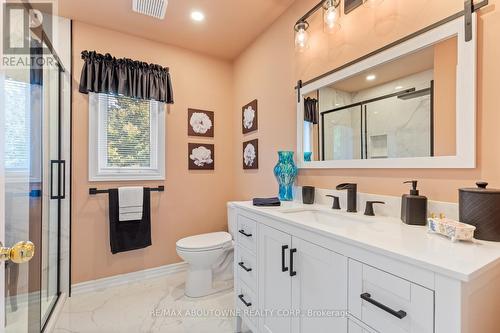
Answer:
258 224 348 333
231 202 500 333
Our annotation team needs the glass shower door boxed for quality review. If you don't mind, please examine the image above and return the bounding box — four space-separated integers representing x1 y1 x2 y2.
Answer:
322 106 363 160
1 15 63 333
40 50 61 327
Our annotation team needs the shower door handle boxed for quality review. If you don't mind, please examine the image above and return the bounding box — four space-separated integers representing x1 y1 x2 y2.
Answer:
50 160 66 199
0 241 35 264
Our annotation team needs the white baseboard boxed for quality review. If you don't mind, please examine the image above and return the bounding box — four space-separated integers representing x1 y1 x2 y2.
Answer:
71 261 188 295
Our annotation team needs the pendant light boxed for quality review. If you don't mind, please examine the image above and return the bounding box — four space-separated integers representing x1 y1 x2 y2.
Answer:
294 0 383 52
323 0 341 34
294 21 310 52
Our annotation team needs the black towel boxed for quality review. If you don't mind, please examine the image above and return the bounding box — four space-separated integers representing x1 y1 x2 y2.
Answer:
108 188 152 254
253 197 281 207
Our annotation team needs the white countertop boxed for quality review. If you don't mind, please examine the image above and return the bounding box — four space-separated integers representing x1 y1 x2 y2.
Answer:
231 201 500 282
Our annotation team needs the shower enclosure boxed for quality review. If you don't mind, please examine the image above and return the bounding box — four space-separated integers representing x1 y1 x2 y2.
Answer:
320 84 434 161
1 4 68 331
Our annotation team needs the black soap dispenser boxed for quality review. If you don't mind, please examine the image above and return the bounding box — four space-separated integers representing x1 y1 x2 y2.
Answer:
401 180 428 226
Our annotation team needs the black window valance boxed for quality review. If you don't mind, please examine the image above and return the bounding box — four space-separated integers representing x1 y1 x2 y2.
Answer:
304 97 318 124
78 50 174 104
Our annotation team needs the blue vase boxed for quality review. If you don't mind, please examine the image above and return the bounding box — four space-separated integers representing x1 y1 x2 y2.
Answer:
273 151 298 201
304 152 312 162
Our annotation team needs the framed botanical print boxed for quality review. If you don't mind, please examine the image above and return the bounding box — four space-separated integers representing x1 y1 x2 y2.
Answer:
242 99 258 134
188 109 214 137
188 143 215 170
243 139 258 169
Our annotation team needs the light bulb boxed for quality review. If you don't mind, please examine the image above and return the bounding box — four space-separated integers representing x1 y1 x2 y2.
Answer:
294 22 309 52
364 0 384 8
323 1 340 34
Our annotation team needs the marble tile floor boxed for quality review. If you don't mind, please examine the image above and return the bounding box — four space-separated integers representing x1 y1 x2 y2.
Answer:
54 271 250 333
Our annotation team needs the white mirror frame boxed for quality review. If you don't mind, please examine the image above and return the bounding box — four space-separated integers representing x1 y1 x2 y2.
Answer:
297 15 476 169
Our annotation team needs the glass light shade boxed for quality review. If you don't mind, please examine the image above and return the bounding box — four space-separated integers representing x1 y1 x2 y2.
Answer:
323 4 340 33
294 25 309 52
364 0 384 8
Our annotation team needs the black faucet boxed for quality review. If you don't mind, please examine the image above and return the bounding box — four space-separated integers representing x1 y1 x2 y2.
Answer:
336 183 357 213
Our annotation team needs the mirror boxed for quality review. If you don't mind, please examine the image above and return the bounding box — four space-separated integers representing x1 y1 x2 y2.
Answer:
298 16 476 169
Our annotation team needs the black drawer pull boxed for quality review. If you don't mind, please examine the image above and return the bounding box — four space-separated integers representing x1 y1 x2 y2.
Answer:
239 229 252 237
238 294 252 307
238 262 252 272
281 245 289 272
360 293 407 319
289 248 297 277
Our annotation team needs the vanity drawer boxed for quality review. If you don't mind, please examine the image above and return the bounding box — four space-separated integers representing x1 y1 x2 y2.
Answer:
235 245 257 291
348 319 374 333
349 260 434 333
235 280 258 326
237 215 257 253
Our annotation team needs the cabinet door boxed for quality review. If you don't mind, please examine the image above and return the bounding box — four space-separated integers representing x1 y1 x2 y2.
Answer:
259 224 292 333
291 237 348 333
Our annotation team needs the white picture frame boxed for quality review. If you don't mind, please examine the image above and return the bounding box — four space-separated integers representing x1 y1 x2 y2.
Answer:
297 15 476 169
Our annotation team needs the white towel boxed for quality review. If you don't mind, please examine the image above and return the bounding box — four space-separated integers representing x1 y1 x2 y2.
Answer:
118 187 144 221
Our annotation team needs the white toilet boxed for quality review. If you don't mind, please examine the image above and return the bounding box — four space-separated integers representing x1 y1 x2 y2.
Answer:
176 205 236 297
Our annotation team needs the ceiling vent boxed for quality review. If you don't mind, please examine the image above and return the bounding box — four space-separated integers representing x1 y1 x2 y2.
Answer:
132 0 168 20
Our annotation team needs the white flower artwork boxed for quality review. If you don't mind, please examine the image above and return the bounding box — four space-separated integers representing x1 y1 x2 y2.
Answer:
244 143 256 167
189 145 214 168
243 106 255 130
242 100 258 134
189 112 213 134
242 139 258 169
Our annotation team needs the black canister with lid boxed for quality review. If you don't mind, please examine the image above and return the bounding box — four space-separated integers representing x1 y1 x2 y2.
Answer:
459 181 500 241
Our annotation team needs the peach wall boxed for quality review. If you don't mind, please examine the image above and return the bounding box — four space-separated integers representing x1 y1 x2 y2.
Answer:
233 0 500 203
72 22 234 283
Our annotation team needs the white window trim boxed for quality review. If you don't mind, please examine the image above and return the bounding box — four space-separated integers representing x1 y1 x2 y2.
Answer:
88 93 165 181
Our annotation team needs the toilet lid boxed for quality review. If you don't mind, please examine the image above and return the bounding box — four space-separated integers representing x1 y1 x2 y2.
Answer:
176 232 232 251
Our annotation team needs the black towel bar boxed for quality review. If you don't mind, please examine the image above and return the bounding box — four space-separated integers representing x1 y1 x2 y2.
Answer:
89 186 164 195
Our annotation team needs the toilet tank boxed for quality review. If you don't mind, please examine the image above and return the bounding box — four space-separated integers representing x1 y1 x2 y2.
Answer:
227 202 236 239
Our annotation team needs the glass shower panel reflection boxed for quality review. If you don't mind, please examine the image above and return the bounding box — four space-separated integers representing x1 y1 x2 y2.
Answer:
4 65 35 333
322 106 362 160
364 94 432 159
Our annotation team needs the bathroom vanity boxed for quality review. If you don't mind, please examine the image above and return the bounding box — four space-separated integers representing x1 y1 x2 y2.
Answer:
230 201 500 333
230 11 492 333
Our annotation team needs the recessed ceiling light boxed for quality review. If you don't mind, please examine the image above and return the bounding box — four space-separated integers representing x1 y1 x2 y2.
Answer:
191 11 205 22
395 86 403 90
366 74 376 81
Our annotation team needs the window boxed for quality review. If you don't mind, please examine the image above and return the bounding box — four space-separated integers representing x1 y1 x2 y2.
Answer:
4 78 30 172
89 93 165 181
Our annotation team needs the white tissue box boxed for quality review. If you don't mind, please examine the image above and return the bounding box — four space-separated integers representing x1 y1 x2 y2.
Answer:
428 217 476 242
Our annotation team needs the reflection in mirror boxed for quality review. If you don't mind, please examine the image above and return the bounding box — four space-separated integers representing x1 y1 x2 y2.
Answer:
303 36 457 162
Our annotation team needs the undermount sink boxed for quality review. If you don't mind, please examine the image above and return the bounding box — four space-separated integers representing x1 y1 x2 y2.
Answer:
279 208 360 226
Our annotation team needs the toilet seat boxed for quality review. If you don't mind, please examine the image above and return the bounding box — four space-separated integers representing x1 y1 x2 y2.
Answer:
176 232 232 252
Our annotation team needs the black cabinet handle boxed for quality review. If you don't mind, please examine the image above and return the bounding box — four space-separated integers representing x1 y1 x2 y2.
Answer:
239 229 252 237
281 245 289 272
238 262 252 272
289 248 297 277
238 294 252 307
360 293 407 319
